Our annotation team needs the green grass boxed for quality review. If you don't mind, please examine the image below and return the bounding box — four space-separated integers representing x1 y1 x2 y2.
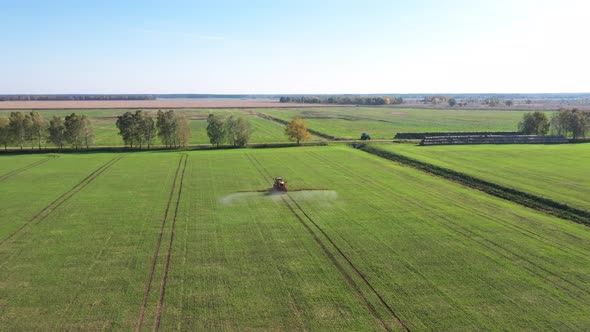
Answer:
371 143 590 212
258 107 547 139
1 146 589 330
0 107 541 148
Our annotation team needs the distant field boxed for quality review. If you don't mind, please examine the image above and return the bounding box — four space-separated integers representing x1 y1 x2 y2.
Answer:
1 146 589 330
0 107 545 148
0 99 331 109
372 143 590 212
258 107 542 139
0 108 322 147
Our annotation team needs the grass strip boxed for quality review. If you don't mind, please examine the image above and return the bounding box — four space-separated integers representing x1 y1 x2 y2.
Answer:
358 144 590 227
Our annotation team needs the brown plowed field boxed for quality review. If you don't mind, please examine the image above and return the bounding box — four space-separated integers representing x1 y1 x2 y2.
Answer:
0 99 334 110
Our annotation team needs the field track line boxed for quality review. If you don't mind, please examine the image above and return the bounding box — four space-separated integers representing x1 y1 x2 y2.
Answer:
358 146 590 226
153 155 188 331
0 155 58 181
135 154 185 332
245 153 408 331
311 151 590 300
0 156 122 249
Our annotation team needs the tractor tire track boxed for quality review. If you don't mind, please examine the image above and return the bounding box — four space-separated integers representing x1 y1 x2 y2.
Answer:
246 153 408 331
0 156 122 249
135 154 185 332
312 150 590 300
153 154 188 331
0 155 58 181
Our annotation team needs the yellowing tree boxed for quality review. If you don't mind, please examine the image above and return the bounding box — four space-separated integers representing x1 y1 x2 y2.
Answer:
285 116 311 145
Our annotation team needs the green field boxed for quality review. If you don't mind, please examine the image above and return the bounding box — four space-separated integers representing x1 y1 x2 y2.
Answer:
258 107 539 139
0 107 541 148
1 146 589 330
371 143 590 212
0 109 313 147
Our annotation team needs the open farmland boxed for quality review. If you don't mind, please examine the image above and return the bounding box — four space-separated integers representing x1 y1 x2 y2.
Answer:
371 143 590 212
0 99 327 110
0 108 317 147
258 107 544 139
0 107 544 149
1 146 590 330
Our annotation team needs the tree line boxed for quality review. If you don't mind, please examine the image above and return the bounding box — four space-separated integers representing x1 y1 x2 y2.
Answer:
0 112 94 150
279 96 403 105
0 94 155 101
0 110 313 151
518 109 590 139
115 110 190 149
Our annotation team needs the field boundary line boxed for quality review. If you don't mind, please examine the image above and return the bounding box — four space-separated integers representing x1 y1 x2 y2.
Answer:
358 145 590 227
0 155 58 181
153 154 188 331
251 111 342 140
135 154 185 332
246 153 408 331
0 156 122 249
312 150 590 307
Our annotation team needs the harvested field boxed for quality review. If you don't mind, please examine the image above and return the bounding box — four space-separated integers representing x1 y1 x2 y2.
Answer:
0 99 333 110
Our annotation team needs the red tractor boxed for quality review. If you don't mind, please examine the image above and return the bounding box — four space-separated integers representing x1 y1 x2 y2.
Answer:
272 177 288 192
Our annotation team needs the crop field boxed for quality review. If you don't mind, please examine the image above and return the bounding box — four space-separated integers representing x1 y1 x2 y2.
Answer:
0 108 309 147
258 107 541 139
371 143 590 212
0 107 543 149
1 146 590 330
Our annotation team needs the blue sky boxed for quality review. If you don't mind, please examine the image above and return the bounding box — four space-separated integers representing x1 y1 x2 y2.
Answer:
1 0 588 94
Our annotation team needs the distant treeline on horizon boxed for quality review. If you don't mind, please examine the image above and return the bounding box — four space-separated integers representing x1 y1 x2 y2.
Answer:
0 95 156 101
279 96 404 105
1 93 589 102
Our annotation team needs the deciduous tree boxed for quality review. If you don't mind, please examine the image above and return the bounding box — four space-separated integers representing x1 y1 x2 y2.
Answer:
206 113 225 147
30 111 46 150
176 115 191 148
157 110 179 148
47 116 66 150
518 111 550 135
65 113 84 149
0 117 10 150
225 115 251 147
285 115 311 145
9 112 27 150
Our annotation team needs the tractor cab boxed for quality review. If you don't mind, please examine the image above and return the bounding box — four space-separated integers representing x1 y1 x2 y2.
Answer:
272 177 288 192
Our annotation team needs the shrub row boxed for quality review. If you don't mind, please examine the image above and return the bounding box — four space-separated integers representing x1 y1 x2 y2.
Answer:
358 144 590 226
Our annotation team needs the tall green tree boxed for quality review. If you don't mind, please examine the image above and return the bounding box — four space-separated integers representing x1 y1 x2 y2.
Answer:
47 116 66 150
206 113 225 147
550 109 590 139
518 111 550 135
9 112 27 150
116 111 138 148
23 114 34 150
177 115 191 148
225 115 251 147
64 113 84 149
30 111 47 150
156 110 179 148
81 115 94 149
0 117 10 150
141 115 156 149
132 110 147 149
